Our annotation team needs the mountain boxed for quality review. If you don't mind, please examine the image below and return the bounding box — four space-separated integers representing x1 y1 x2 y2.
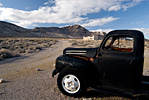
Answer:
32 25 91 38
0 21 104 39
0 21 38 37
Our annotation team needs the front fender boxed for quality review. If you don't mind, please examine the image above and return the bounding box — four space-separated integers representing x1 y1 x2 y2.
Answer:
55 55 93 72
54 55 100 86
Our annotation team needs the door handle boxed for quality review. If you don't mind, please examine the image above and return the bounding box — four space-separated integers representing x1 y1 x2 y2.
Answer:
130 59 134 64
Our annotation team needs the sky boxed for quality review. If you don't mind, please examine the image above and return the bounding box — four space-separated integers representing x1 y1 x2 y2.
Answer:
0 0 149 39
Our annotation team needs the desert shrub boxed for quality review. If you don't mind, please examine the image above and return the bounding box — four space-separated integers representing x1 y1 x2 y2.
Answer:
0 38 58 59
0 48 19 60
25 49 34 53
70 40 101 47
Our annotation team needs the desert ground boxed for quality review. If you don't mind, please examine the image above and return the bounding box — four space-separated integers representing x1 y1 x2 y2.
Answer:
0 39 149 100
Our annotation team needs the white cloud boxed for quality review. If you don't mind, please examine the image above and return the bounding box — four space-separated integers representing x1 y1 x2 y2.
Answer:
91 29 113 33
122 0 143 11
44 0 55 5
0 3 3 6
81 17 119 27
0 0 142 27
25 7 30 10
108 5 121 11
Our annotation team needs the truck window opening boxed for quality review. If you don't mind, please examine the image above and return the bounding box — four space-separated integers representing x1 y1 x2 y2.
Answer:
104 36 134 52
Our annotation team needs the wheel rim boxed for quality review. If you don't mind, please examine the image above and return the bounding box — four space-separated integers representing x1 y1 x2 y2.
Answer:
62 74 80 94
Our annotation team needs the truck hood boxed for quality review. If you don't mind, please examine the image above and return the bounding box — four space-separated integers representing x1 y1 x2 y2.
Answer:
63 47 98 58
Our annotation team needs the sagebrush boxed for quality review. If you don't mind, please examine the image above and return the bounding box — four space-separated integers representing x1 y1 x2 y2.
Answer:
0 38 57 60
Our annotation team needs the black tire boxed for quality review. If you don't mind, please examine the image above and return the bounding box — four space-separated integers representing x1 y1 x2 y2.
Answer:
57 68 86 97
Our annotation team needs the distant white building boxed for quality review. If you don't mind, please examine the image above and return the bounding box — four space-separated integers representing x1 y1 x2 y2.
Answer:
83 35 95 40
83 32 107 40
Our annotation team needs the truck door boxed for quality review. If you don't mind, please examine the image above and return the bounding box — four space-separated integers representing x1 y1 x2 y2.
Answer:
98 35 136 90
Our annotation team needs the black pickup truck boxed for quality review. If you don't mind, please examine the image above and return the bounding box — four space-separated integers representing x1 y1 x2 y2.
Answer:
52 30 149 97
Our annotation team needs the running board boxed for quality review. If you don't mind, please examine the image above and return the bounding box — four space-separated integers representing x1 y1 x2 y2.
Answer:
89 86 133 98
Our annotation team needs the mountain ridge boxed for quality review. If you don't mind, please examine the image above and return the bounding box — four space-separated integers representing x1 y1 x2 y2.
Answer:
0 21 104 39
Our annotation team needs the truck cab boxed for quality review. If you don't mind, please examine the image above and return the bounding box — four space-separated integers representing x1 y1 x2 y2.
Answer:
52 30 149 97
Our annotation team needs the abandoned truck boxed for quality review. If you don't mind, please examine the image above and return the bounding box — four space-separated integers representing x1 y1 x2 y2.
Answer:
52 30 149 97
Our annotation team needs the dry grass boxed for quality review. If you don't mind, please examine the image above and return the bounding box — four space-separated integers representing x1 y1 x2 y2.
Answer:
0 38 57 60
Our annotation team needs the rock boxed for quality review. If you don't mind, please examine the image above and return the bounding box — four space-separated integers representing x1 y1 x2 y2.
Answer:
36 49 40 52
83 98 92 100
36 68 41 71
0 78 5 83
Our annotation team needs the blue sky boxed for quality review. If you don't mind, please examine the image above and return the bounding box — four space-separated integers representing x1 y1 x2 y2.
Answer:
0 0 149 39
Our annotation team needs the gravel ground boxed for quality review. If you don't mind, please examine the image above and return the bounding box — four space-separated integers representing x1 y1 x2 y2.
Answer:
0 40 149 100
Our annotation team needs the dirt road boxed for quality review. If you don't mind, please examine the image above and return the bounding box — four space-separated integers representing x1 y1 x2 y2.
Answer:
0 40 73 100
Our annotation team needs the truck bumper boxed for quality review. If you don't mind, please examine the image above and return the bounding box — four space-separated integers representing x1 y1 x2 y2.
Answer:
52 69 57 77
